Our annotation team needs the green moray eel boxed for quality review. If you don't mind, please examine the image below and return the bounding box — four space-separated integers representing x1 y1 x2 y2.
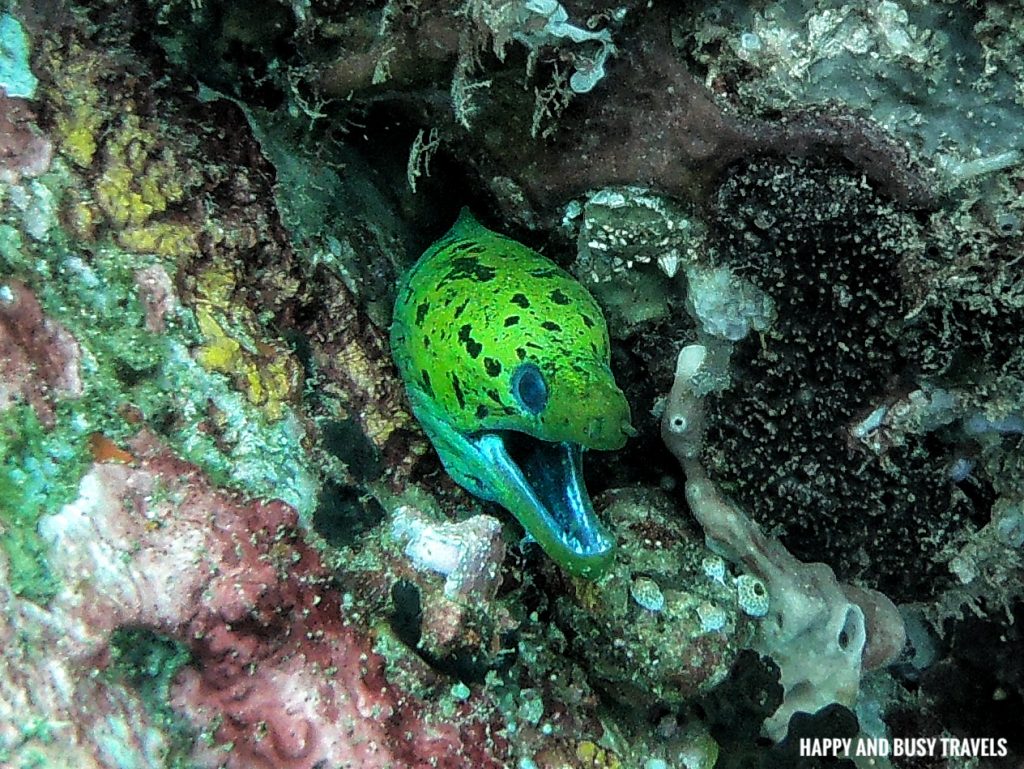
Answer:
391 209 634 578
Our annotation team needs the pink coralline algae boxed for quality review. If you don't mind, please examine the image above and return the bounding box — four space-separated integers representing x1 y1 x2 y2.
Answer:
0 560 170 768
8 430 509 768
0 95 53 183
0 279 83 426
134 264 177 334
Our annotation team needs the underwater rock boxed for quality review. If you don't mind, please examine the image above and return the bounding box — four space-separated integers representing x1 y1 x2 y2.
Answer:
549 487 756 708
0 95 52 183
686 0 1024 187
0 550 174 769
450 5 934 224
185 0 933 224
0 428 511 768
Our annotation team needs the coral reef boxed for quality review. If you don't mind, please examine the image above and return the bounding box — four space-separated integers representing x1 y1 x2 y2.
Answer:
2 0 1024 767
1 426 509 768
685 0 1024 185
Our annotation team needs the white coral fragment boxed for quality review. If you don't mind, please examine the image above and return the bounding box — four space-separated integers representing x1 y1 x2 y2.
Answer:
391 505 505 600
685 264 775 342
519 0 616 93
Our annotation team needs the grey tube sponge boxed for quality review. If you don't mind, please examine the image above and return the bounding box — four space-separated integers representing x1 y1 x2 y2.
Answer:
662 343 906 740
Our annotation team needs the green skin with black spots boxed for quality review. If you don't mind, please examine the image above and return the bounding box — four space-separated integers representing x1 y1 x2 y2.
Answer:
391 209 632 578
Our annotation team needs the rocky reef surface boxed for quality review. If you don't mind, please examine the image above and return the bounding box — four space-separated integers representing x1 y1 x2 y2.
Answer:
1 1 1022 768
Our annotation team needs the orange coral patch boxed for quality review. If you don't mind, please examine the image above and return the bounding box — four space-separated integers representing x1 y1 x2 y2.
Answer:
88 433 135 464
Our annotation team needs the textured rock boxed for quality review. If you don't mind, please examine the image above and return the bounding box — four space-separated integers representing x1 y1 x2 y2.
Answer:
0 96 52 183
549 487 755 707
0 551 172 769
1 431 511 768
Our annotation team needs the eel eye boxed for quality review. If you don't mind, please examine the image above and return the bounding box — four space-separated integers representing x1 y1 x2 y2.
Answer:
511 363 548 414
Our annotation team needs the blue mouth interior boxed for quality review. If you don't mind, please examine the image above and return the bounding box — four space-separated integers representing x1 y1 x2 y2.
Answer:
478 431 612 557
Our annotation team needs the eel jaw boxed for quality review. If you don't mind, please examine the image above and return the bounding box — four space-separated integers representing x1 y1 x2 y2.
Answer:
474 431 616 579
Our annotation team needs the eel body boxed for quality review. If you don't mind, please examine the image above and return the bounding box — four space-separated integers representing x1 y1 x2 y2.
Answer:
391 209 632 577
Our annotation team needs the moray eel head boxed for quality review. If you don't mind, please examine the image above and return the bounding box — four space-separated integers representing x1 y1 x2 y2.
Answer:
391 209 633 578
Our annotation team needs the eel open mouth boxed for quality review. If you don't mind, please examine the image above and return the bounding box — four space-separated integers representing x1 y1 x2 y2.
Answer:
473 430 616 578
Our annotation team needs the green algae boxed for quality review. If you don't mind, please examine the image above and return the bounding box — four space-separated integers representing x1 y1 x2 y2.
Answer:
0 404 88 603
103 628 198 769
